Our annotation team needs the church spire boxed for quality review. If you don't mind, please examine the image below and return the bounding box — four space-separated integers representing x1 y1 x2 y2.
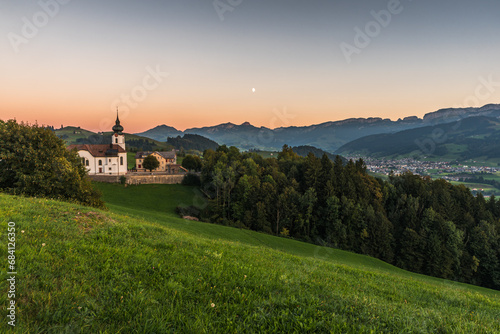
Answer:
112 107 124 134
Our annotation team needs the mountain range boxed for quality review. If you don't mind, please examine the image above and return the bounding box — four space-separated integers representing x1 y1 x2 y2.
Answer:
336 116 500 161
136 104 500 153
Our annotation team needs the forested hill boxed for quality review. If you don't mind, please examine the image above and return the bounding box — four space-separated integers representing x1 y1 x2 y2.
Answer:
193 145 500 290
291 145 338 160
166 134 219 152
336 116 500 161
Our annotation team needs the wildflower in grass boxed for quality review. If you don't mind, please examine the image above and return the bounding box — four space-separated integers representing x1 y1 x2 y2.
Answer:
21 230 24 233
42 243 46 247
211 303 215 308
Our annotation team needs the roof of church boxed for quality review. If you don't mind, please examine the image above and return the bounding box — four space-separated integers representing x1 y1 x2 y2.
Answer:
135 150 177 159
67 144 126 157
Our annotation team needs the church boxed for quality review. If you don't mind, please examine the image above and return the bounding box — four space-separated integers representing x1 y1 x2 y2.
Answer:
68 114 128 176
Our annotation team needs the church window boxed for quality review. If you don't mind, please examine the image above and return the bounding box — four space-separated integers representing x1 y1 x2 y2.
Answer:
120 157 123 165
115 138 118 143
86 160 89 166
98 160 102 166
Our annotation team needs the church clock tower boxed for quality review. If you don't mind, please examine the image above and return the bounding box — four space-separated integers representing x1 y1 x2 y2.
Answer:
112 110 126 150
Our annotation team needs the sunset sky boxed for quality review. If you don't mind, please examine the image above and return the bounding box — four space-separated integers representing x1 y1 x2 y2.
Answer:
2 0 500 133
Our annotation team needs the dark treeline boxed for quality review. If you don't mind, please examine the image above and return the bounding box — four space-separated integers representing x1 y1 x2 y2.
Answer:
167 134 219 152
194 145 500 290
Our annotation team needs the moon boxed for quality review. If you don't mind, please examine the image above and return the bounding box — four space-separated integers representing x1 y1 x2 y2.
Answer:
252 88 255 93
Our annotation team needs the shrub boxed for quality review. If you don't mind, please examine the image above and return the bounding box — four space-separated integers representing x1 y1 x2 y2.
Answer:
176 205 201 218
181 173 201 186
0 120 104 208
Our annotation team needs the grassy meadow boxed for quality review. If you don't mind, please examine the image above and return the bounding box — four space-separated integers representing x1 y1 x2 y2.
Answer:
0 184 499 332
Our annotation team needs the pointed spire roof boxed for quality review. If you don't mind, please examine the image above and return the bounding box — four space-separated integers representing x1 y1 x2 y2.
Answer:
112 108 124 134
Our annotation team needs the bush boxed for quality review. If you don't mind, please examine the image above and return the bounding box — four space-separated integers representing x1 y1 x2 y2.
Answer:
181 173 201 186
0 120 104 208
182 155 203 172
176 205 201 218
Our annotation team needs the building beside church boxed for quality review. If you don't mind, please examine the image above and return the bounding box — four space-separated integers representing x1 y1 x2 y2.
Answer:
135 150 181 173
68 114 128 175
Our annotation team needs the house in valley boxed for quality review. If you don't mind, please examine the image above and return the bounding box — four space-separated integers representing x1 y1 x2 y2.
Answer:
135 150 182 173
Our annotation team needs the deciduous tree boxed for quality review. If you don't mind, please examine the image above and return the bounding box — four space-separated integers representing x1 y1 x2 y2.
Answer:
0 120 104 208
143 155 160 172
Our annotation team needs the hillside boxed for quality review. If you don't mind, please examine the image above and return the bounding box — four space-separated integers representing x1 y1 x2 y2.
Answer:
336 116 500 162
291 145 339 160
54 127 172 152
1 188 499 332
167 133 219 152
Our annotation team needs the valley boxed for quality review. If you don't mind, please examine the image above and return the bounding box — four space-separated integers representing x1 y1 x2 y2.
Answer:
357 158 500 196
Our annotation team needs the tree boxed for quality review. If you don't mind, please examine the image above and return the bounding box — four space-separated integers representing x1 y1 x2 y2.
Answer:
303 152 321 191
143 155 160 172
0 120 104 208
300 187 317 238
182 155 202 172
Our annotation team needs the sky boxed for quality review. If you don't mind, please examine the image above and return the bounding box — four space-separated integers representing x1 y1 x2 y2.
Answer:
1 0 500 133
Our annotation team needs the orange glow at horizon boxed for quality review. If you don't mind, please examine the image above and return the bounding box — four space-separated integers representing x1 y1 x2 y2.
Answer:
1 98 485 134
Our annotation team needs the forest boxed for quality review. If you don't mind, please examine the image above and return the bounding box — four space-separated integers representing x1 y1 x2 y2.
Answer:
188 145 500 290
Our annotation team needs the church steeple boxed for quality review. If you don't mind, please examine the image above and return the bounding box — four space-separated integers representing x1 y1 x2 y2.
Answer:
111 108 126 150
112 108 124 134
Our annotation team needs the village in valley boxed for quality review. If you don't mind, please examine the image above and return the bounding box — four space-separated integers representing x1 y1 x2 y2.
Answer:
354 157 500 196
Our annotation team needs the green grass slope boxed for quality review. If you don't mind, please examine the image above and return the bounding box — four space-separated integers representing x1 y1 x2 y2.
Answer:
1 187 499 332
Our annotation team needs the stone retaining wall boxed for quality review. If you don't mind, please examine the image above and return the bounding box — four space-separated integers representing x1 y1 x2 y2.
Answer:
126 174 184 185
89 174 185 184
89 175 121 183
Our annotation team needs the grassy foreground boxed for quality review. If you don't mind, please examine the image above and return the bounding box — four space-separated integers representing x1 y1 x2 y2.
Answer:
0 187 499 333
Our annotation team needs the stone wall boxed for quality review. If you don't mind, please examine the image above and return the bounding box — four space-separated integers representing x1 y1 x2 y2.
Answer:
89 175 121 183
126 174 184 185
89 174 185 185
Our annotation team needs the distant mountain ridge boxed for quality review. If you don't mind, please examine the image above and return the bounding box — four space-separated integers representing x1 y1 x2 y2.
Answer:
136 104 500 152
336 116 500 161
423 104 500 123
136 124 183 142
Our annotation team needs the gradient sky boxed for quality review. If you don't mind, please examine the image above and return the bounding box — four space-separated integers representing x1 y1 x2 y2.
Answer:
2 0 500 133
